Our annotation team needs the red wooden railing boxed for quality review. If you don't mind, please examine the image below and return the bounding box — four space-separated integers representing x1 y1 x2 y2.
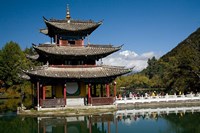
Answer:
89 97 115 106
39 97 115 107
40 98 65 108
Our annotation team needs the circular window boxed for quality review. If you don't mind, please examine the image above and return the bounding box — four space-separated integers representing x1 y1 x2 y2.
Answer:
66 82 79 95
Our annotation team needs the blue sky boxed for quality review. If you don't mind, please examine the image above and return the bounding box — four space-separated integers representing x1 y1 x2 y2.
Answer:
1 0 200 70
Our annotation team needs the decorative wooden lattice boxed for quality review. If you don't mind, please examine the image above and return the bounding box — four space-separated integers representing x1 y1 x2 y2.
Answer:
40 98 65 108
91 97 114 106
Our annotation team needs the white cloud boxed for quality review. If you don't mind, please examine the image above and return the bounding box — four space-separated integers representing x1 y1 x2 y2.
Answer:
141 51 155 58
98 50 160 72
119 50 138 59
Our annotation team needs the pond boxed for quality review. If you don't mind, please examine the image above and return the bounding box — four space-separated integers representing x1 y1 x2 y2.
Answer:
0 107 200 133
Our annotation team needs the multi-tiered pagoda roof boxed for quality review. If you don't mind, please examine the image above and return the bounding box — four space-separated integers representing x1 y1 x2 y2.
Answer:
28 44 122 61
24 65 132 83
40 17 102 38
24 6 132 83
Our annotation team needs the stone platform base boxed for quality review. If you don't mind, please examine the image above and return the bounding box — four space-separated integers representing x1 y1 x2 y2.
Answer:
17 105 117 116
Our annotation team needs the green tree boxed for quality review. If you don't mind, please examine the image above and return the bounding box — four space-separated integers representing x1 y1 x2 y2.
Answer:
0 41 27 87
143 56 163 79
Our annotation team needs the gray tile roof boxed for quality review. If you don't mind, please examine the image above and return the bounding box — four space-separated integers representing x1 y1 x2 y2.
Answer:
40 17 102 37
33 44 122 58
24 65 132 79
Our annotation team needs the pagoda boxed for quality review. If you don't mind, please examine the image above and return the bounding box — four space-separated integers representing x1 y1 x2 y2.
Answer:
24 6 132 109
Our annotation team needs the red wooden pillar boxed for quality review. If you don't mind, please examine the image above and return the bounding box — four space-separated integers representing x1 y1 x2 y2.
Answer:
106 83 110 97
64 84 67 106
37 82 40 108
42 86 46 100
88 84 91 104
114 81 117 97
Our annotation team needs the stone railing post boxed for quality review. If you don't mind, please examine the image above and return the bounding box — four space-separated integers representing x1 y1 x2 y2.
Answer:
165 93 168 102
132 96 135 104
141 95 144 103
174 93 177 101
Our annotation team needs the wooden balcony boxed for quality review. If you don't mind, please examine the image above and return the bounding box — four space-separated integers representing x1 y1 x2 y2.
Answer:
40 98 65 108
39 97 115 107
90 97 115 106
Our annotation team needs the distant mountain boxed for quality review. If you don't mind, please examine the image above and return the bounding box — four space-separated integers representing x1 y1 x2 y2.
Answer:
161 28 200 62
143 28 200 93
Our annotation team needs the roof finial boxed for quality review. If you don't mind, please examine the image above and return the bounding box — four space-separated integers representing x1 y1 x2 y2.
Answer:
66 4 71 21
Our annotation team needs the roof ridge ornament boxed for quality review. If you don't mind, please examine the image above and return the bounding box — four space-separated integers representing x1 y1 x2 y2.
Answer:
66 4 71 23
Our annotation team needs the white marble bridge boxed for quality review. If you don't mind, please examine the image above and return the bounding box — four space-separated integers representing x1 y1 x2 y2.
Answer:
114 93 200 105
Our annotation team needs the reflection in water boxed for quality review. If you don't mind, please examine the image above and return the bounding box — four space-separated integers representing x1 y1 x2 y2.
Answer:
38 114 113 133
0 107 200 133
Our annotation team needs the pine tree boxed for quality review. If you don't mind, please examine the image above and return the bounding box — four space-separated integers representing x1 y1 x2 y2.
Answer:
0 41 27 87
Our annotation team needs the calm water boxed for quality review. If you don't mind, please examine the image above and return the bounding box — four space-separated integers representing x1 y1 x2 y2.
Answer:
0 107 200 133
